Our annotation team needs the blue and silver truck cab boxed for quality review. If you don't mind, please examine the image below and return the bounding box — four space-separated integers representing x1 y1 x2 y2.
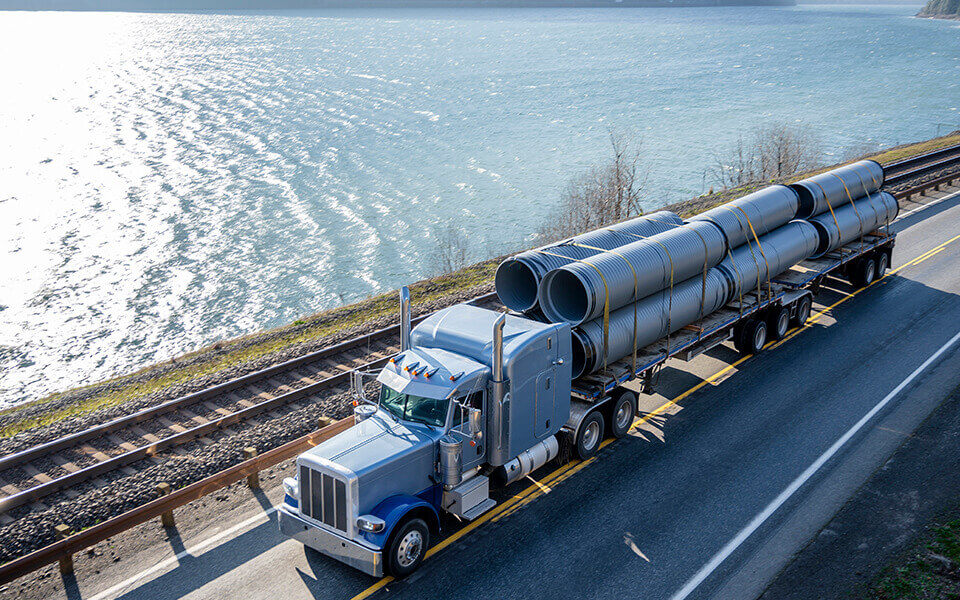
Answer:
279 288 574 577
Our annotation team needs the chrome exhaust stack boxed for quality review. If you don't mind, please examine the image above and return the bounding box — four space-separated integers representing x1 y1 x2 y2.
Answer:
399 286 411 352
488 314 508 465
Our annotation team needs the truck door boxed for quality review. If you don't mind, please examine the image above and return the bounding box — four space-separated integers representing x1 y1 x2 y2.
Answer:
535 371 556 438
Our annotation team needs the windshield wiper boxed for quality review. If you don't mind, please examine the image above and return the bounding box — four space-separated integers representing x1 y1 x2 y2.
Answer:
404 415 437 431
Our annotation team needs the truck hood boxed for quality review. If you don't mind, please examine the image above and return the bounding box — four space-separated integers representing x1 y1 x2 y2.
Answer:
300 411 440 514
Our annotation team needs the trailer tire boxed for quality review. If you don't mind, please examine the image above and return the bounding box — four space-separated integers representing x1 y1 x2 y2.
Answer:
876 252 889 279
385 517 430 578
741 319 767 355
851 257 876 288
792 295 812 327
769 307 790 340
575 411 605 460
608 389 636 439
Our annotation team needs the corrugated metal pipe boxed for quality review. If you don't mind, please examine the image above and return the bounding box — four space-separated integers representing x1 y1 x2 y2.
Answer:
716 220 820 302
790 160 885 220
570 268 731 379
537 220 728 326
494 211 682 313
807 191 898 258
687 185 799 250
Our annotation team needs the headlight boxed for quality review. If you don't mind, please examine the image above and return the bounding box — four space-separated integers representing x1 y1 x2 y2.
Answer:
283 477 299 500
357 515 386 533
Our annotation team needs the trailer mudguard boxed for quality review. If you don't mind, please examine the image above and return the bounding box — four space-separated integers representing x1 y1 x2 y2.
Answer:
360 492 440 548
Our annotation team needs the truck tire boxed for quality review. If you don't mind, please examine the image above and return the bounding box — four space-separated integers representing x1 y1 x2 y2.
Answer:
575 411 605 460
851 257 876 288
385 517 429 578
769 307 790 340
739 319 767 356
876 251 889 279
608 389 636 439
792 295 812 327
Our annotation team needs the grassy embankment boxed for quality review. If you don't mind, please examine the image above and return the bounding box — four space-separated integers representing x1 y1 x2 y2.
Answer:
870 518 960 599
4 132 959 438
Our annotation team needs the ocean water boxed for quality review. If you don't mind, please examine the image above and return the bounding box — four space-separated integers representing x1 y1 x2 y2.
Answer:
0 4 957 406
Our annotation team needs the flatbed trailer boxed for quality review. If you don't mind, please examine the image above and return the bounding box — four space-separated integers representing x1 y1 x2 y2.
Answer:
569 229 896 405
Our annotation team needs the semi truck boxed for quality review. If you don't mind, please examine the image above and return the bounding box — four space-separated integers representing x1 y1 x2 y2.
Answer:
278 229 895 578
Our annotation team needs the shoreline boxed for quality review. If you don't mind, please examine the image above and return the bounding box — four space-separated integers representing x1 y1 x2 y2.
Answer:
3 131 959 439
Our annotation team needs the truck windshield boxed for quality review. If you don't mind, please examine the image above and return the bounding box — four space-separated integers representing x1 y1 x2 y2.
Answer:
379 385 448 428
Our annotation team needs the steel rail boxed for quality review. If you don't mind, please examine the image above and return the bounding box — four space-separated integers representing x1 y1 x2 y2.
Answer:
885 153 960 185
884 142 960 176
0 417 355 586
0 291 497 473
0 161 958 588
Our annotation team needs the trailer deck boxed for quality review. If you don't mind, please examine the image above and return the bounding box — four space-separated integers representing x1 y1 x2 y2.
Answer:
572 229 896 400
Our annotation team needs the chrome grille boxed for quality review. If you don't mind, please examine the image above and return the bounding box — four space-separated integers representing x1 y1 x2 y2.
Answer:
300 464 348 533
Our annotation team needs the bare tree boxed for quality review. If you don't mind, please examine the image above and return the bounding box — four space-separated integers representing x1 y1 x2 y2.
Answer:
710 122 821 190
432 223 470 274
538 130 646 242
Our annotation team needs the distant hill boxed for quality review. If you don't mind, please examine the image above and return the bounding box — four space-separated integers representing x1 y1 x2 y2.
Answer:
0 0 796 8
918 0 960 18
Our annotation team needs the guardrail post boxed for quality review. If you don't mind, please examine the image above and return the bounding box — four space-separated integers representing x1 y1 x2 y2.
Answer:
317 416 333 429
55 524 73 574
156 483 175 527
243 447 260 489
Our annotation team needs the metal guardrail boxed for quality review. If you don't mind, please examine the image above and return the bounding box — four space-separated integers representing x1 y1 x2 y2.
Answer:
0 417 354 586
1 154 959 588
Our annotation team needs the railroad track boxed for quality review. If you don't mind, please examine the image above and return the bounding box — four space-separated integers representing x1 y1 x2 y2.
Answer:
883 142 960 186
0 291 501 519
1 145 960 587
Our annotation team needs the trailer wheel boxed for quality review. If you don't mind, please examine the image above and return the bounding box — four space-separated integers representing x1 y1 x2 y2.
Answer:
385 517 430 578
876 252 889 279
769 307 790 340
739 320 767 356
608 389 636 439
792 295 812 327
851 257 876 288
575 411 605 460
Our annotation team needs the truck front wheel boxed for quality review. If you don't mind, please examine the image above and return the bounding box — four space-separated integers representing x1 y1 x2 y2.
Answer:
385 517 429 578
575 411 605 460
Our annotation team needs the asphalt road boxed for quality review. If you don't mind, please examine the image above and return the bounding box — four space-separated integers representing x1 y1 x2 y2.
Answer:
38 188 960 600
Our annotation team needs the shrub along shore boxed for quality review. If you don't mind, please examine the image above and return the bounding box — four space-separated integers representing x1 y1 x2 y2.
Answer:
3 132 959 439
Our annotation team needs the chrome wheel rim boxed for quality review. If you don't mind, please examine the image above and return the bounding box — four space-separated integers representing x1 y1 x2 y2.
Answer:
753 325 766 351
582 420 600 451
616 400 632 430
397 530 423 568
777 312 789 337
865 262 875 284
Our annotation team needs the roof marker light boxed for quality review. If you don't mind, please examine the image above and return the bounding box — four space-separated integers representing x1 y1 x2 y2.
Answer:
449 371 464 381
404 361 420 373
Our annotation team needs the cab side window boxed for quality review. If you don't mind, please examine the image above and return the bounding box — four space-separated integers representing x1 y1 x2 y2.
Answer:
453 391 484 426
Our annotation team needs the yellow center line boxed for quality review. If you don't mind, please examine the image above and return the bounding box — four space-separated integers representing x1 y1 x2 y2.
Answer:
349 230 960 600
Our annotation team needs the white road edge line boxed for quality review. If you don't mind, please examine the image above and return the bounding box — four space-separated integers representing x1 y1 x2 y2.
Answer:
88 506 278 600
895 188 960 222
669 328 960 600
78 184 960 600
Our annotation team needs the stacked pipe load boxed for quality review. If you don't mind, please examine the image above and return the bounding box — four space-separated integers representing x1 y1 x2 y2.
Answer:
790 160 885 219
687 185 800 248
494 210 683 313
807 191 898 257
716 220 820 301
570 269 731 378
537 220 728 326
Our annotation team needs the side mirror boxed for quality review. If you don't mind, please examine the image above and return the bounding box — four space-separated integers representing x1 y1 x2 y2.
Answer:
468 407 483 439
352 371 367 404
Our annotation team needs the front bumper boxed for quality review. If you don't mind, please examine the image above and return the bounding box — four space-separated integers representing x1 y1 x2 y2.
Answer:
278 504 383 578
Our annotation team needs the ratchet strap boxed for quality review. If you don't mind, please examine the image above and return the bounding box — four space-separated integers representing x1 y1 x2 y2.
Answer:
536 249 611 373
830 173 866 251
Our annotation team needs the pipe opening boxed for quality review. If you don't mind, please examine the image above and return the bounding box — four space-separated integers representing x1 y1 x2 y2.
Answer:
495 260 540 312
789 183 818 220
541 269 590 325
809 220 833 258
570 330 590 380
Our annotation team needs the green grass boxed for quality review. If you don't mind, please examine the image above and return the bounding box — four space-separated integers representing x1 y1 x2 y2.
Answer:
5 131 959 438
870 520 960 599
